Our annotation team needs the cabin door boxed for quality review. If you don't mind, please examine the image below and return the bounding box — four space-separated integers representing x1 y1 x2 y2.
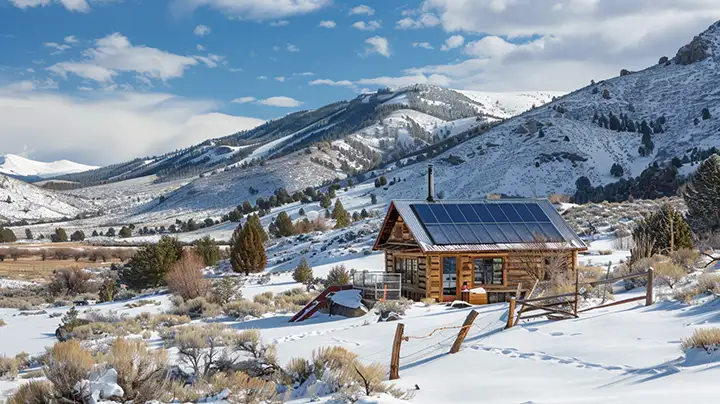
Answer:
442 257 458 301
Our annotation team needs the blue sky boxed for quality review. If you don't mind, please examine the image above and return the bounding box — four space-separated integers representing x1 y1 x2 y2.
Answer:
1 0 720 164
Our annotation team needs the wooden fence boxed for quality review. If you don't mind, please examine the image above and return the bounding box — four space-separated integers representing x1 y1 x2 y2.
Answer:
506 269 654 328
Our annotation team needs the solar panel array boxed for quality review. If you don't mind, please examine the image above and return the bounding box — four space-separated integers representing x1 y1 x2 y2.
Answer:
411 202 565 245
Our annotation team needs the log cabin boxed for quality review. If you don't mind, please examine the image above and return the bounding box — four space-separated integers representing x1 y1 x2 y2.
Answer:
372 166 587 304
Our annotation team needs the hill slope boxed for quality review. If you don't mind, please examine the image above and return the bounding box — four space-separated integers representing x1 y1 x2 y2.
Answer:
0 154 97 181
0 174 96 222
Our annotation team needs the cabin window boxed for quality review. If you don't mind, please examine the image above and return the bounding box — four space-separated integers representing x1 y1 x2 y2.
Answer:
395 257 418 285
443 257 457 295
473 258 503 285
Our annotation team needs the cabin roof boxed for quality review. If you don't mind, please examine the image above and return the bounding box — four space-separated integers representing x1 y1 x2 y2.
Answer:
378 199 586 253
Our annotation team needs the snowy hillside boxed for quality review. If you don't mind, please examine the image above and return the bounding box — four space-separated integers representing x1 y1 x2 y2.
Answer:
458 90 566 119
0 174 95 222
366 21 720 201
0 154 97 180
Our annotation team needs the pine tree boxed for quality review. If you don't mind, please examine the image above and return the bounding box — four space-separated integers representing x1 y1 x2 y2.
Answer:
682 154 720 233
370 194 377 204
70 230 85 242
246 214 268 242
194 236 221 266
229 220 267 275
292 257 313 284
106 227 116 237
120 236 183 290
0 228 17 243
610 163 624 178
632 205 693 255
60 306 81 331
360 208 369 218
298 208 306 216
52 228 68 243
25 229 33 240
119 226 132 238
91 230 99 237
326 264 351 286
319 195 332 209
702 107 711 120
273 211 295 237
332 199 351 229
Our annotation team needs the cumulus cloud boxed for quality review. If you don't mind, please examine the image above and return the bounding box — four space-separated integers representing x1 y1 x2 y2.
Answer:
309 79 355 87
364 36 391 57
269 20 289 26
0 85 264 164
256 96 303 107
352 20 382 31
48 33 199 84
275 76 286 82
193 24 211 36
396 13 440 29
172 0 331 20
10 0 90 12
318 20 336 28
355 73 451 89
64 35 78 44
231 96 256 103
412 42 434 50
286 43 300 52
349 5 374 16
440 35 465 51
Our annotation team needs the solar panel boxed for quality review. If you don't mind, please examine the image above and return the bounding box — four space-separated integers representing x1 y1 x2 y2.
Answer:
410 201 567 245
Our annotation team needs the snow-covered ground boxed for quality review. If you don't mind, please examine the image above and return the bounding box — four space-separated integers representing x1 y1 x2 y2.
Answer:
0 154 98 179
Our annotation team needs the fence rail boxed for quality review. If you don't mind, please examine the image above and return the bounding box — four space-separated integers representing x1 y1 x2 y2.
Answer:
352 271 402 301
506 269 654 328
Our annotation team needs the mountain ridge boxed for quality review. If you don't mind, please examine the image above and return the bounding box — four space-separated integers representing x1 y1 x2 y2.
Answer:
0 154 98 181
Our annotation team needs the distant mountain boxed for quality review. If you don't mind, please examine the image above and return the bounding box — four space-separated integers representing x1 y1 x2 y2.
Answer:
0 154 98 181
0 174 96 223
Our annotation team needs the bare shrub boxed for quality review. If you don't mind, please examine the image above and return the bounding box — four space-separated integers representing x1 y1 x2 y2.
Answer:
350 362 411 400
48 268 93 296
44 340 95 400
681 328 720 353
0 355 18 379
209 371 279 403
149 314 191 328
697 274 720 295
672 287 699 304
654 262 687 289
165 250 211 300
284 357 311 386
232 329 281 378
106 338 169 403
373 298 413 316
173 324 239 376
0 319 5 327
7 380 54 404
171 296 221 319
311 346 357 388
671 248 700 269
223 300 267 319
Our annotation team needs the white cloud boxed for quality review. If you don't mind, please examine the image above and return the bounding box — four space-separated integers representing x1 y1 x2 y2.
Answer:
364 36 391 57
352 20 382 31
26 68 36 73
286 43 300 52
257 75 267 80
10 0 90 12
256 96 303 107
193 54 225 68
412 42 434 50
172 0 332 20
310 79 355 87
269 20 289 26
355 73 451 89
44 42 71 54
0 86 264 164
231 96 256 103
318 20 336 28
440 35 465 51
275 76 286 82
350 5 374 16
64 35 78 44
396 13 440 29
196 44 206 51
49 33 199 84
193 24 211 36
293 72 314 76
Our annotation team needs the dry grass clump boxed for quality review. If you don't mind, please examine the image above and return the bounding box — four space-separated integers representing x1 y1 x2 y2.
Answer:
48 267 95 296
149 313 191 328
125 299 159 308
671 248 700 269
165 250 211 300
105 338 169 403
681 328 720 353
0 318 5 327
208 371 280 403
71 320 142 340
174 324 241 376
253 291 274 306
373 298 413 316
223 300 268 319
7 380 54 404
654 261 688 289
170 296 221 319
696 273 720 295
45 340 95 400
0 355 18 379
420 297 436 307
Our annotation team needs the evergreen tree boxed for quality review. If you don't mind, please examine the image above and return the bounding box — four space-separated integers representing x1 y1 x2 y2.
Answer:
610 163 624 178
682 154 720 233
379 176 388 186
640 120 651 137
119 226 132 238
194 236 221 266
229 220 267 275
352 211 362 221
319 195 332 209
120 236 183 290
360 208 369 218
632 205 693 255
91 230 99 237
298 208 306 216
25 229 33 240
702 107 711 120
52 228 68 243
332 199 351 228
70 230 85 242
0 228 17 243
242 200 253 214
292 257 313 284
5 196 11 204
609 112 621 131
60 306 82 331
370 194 377 204
273 211 295 237
246 214 268 242
106 227 116 237
326 264 351 286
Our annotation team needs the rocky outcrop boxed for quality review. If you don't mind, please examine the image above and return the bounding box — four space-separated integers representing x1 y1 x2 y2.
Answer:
620 69 632 76
658 56 669 65
676 36 709 65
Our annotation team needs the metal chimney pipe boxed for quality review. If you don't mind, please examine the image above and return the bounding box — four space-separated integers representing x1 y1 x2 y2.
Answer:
427 164 435 202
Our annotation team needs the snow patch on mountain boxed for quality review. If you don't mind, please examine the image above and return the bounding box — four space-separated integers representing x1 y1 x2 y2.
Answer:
0 154 98 179
457 90 567 119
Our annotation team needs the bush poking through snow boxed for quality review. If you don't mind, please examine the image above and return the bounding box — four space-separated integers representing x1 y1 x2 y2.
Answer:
0 355 18 379
696 273 720 295
106 338 169 403
45 340 95 401
0 318 5 327
223 300 268 319
211 277 243 305
49 268 94 296
284 357 312 386
7 380 54 404
681 328 720 353
326 265 351 286
174 324 239 377
171 296 222 319
292 257 314 284
420 297 437 307
373 298 413 316
654 262 687 289
165 250 211 300
671 248 700 269
208 371 280 403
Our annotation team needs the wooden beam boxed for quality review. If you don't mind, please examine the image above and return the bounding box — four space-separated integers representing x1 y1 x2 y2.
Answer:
506 297 516 329
520 302 578 318
390 323 404 380
646 268 654 306
518 292 577 304
577 296 645 313
450 310 479 353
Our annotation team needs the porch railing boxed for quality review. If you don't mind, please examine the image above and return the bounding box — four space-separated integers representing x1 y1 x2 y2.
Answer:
352 271 402 301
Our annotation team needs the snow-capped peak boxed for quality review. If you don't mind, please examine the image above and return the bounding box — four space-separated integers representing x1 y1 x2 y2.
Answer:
0 154 98 179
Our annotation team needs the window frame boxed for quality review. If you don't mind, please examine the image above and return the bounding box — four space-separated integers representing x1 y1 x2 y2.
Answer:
394 256 418 286
472 257 505 287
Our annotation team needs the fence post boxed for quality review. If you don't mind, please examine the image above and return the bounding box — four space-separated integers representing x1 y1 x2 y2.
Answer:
506 297 516 329
450 310 479 354
646 268 654 306
390 323 404 380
